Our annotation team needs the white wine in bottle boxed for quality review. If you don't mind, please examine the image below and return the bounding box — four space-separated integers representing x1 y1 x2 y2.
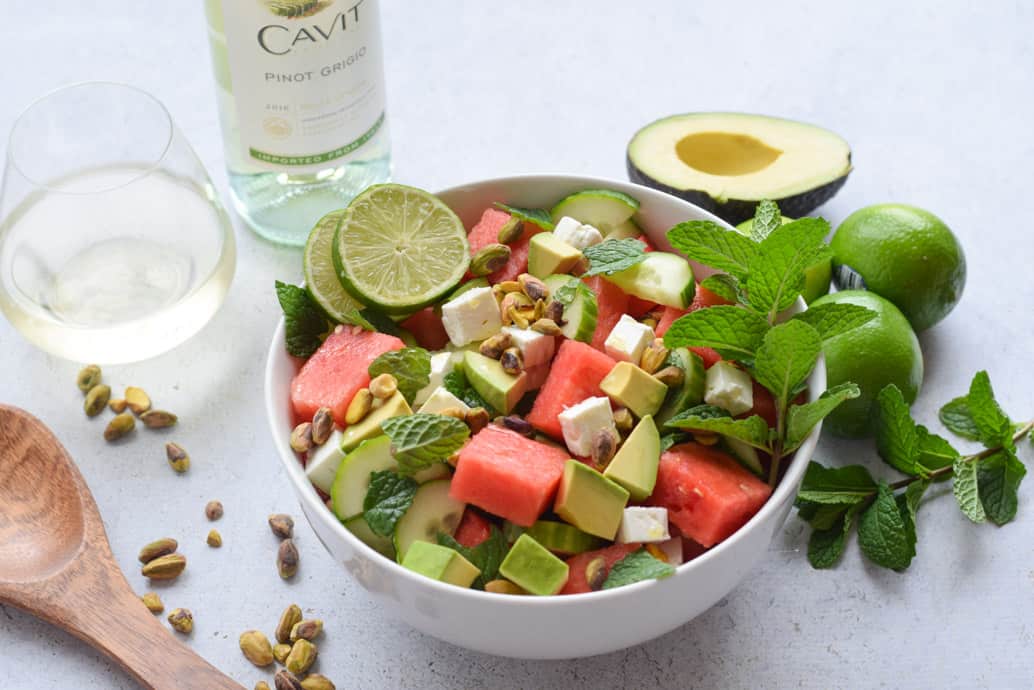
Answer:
205 0 390 245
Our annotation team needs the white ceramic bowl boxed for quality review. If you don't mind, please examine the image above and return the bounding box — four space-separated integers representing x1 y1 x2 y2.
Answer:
264 174 824 659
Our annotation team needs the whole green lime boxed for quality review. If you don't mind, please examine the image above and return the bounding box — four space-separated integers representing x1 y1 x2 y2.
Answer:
735 216 831 304
830 203 965 331
809 290 924 438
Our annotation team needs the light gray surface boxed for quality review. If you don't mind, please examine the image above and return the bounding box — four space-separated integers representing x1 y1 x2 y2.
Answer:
1 1 1032 688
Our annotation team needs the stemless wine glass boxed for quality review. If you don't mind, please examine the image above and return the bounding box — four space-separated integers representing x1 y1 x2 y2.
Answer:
0 82 236 364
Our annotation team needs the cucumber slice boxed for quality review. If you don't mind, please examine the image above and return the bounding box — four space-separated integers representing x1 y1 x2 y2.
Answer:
550 189 640 234
604 218 642 241
606 252 695 309
543 274 598 343
331 436 451 522
502 521 526 544
526 520 603 555
656 348 706 427
343 514 396 559
723 437 764 476
393 480 466 562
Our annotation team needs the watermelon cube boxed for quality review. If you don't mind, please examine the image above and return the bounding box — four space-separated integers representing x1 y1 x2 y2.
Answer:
582 276 630 352
290 326 405 426
400 307 450 351
454 509 492 548
648 442 772 548
526 340 616 440
466 208 546 284
559 543 640 595
450 426 569 527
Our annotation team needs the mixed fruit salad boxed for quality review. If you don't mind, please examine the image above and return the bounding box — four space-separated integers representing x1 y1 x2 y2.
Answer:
277 184 846 596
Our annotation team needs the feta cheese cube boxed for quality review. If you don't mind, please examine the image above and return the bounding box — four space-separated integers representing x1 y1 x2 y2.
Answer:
604 314 654 364
304 428 345 494
413 351 454 406
441 286 502 346
704 360 754 416
616 507 670 544
502 326 556 369
553 215 604 251
558 396 617 457
418 386 471 415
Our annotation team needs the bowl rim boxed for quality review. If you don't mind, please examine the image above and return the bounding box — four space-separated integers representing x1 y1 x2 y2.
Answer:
264 173 824 606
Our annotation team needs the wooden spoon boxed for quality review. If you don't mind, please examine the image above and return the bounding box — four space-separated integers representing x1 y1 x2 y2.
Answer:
0 405 243 689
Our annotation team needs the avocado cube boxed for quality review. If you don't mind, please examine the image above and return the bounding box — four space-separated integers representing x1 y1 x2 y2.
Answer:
400 541 481 588
528 232 583 279
603 414 661 501
599 361 668 418
554 460 630 540
340 391 412 452
463 350 529 414
498 534 570 596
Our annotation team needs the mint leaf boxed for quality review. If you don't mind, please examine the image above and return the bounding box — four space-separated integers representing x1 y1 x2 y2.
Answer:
874 384 923 476
797 501 850 530
666 220 758 279
857 481 915 570
357 308 406 337
368 347 431 405
664 407 771 450
938 396 981 441
966 371 1014 448
493 202 554 230
915 427 958 473
551 277 581 306
381 413 471 475
363 470 418 537
792 303 877 340
807 504 860 569
699 274 741 304
275 281 332 358
797 461 877 504
752 320 821 407
660 431 690 452
601 548 676 590
953 456 986 523
443 369 495 415
746 218 832 316
977 449 1026 525
749 200 783 242
582 238 647 276
904 479 929 524
662 305 770 361
438 525 508 589
784 383 861 452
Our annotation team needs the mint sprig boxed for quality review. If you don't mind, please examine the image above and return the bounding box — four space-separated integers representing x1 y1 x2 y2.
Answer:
602 548 676 589
369 347 431 405
438 525 508 589
363 470 418 536
582 238 647 276
381 413 470 475
665 405 771 450
661 305 770 361
275 281 333 358
493 202 554 230
443 369 496 415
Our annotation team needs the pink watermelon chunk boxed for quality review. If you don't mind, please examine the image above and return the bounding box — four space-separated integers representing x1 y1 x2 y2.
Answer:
400 307 450 351
450 426 569 527
290 326 405 426
648 442 772 548
560 543 640 595
655 305 688 337
582 276 630 351
526 340 616 440
466 208 545 284
454 509 492 548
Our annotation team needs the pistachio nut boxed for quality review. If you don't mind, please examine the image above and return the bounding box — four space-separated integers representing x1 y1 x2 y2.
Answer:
501 415 534 437
108 398 128 413
484 579 526 595
140 409 178 429
274 671 304 690
273 643 292 665
496 216 525 245
239 630 275 667
612 408 634 434
368 373 398 400
545 299 565 325
585 556 607 591
269 514 295 540
499 292 532 325
138 537 178 564
141 553 186 580
640 317 658 330
278 539 300 579
256 683 272 690
693 431 719 446
464 407 490 435
478 332 512 360
530 318 562 336
496 280 522 294
517 273 549 302
285 639 317 675
500 347 523 375
645 543 670 563
275 604 303 644
124 386 151 415
104 413 136 442
310 407 334 446
289 619 323 642
141 592 164 614
638 339 669 375
290 422 314 454
76 364 102 392
300 674 336 690
653 366 685 388
205 500 224 521
436 407 468 420
590 429 617 467
84 384 111 417
167 608 193 634
207 529 222 548
470 243 511 276
165 442 190 473
344 389 373 425
508 305 533 329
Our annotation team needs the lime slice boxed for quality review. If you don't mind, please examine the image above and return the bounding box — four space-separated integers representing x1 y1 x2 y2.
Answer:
304 210 366 322
333 184 470 314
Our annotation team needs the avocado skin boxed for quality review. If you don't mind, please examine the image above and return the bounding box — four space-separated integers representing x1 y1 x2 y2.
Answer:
626 155 850 225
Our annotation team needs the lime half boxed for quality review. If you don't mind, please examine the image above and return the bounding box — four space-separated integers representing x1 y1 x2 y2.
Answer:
304 210 366 322
333 184 470 314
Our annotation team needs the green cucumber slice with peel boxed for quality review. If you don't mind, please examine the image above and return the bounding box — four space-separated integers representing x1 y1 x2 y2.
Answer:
723 437 764 476
550 189 640 233
543 274 598 343
605 252 695 309
526 520 602 555
393 480 466 562
656 348 706 427
604 218 643 241
343 514 396 559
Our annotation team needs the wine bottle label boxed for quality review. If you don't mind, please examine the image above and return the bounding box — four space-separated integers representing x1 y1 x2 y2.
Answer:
218 0 386 172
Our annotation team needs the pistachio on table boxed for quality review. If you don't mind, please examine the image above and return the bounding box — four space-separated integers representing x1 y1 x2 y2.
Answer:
206 529 222 548
104 413 136 442
83 384 111 417
141 553 187 580
268 514 295 540
140 409 178 429
108 398 128 413
255 683 272 690
165 442 190 473
140 592 164 614
273 643 292 665
277 539 300 580
124 386 152 415
274 671 304 690
285 639 317 675
275 604 303 644
167 608 193 634
300 674 336 690
205 500 224 521
138 537 178 564
76 364 102 392
289 619 323 642
239 630 275 667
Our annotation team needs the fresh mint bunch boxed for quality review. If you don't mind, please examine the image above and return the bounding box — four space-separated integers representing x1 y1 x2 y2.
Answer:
381 413 470 475
438 526 508 589
368 348 431 405
582 238 648 276
602 548 676 589
363 470 418 537
662 202 873 484
275 281 335 358
797 371 1032 571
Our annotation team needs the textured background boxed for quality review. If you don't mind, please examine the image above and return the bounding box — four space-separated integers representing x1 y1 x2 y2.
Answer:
1 1 1033 688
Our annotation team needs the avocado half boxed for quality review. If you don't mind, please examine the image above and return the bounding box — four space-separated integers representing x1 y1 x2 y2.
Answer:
627 113 852 224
